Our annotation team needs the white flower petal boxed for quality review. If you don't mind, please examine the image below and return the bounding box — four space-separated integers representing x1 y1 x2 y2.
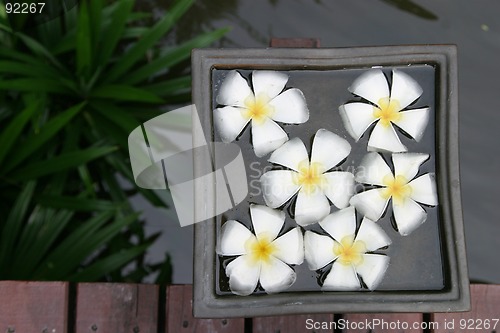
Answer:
214 106 250 143
390 69 423 110
311 129 351 170
355 152 392 186
272 227 304 265
260 256 297 293
260 170 301 208
368 122 407 153
339 103 378 141
294 189 331 227
350 189 389 222
392 152 429 181
392 107 430 141
250 204 285 242
252 70 288 100
225 255 260 296
408 173 438 206
269 88 309 124
304 231 336 270
319 206 356 242
218 220 255 256
251 118 288 157
216 70 253 107
356 254 390 290
355 217 391 251
392 198 427 236
349 69 390 105
322 171 355 209
322 261 360 291
268 137 309 171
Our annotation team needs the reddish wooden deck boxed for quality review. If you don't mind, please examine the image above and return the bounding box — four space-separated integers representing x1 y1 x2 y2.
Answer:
0 282 498 333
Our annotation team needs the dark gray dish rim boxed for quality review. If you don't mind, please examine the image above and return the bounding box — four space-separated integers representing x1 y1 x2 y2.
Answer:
191 45 469 318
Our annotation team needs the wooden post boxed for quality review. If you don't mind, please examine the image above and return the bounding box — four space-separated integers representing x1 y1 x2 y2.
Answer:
253 314 335 333
0 281 69 333
166 285 244 333
431 284 500 333
342 313 424 333
74 283 159 333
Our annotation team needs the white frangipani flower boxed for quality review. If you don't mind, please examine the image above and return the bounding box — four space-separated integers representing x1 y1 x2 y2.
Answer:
339 69 430 152
214 70 309 157
304 207 391 291
217 204 304 296
260 129 354 227
350 152 438 236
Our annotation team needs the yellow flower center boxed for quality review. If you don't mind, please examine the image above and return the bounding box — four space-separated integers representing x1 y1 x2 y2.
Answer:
242 93 275 125
381 174 412 204
293 160 326 194
245 233 277 266
373 97 401 127
333 235 366 266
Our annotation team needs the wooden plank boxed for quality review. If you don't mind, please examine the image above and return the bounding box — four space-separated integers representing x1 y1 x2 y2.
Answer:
270 38 320 48
166 285 244 333
432 284 500 333
0 281 69 333
343 313 424 333
75 283 158 333
253 314 335 333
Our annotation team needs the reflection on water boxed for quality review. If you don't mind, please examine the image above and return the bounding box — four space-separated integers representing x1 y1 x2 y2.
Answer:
143 0 500 284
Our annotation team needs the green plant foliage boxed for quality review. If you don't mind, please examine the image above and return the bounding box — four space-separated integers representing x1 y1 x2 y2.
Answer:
0 0 227 281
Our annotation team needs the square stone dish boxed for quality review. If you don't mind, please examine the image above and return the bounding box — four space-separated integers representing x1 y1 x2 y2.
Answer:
191 45 469 317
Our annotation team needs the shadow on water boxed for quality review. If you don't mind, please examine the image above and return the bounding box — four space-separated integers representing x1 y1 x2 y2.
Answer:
138 0 268 47
379 0 438 20
262 0 438 20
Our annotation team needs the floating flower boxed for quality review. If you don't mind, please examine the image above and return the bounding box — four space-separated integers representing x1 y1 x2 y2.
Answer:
217 204 304 296
260 129 354 227
304 207 391 291
339 69 430 152
214 70 309 157
350 152 438 236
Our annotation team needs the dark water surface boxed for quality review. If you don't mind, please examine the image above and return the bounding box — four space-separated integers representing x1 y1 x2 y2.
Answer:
212 66 443 292
137 0 500 284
